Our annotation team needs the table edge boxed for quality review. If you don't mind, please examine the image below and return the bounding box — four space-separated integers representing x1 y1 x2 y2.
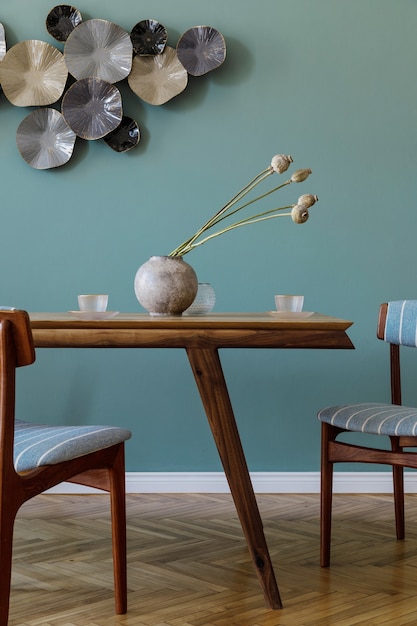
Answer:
29 312 354 331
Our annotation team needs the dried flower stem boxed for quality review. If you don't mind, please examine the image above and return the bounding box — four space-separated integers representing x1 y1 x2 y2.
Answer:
171 168 274 257
209 180 292 228
168 156 315 257
185 208 294 251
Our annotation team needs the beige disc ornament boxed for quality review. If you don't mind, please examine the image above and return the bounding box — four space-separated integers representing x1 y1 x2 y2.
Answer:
0 40 68 107
128 46 188 105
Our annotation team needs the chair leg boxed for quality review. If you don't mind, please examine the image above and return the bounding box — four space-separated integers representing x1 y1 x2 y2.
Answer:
320 422 335 567
109 444 128 615
0 506 18 626
391 438 405 540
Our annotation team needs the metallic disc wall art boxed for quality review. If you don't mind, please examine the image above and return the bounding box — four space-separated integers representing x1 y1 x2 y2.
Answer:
16 108 76 169
128 46 188 106
61 77 123 140
176 26 226 76
130 19 167 56
0 40 68 107
0 23 6 61
46 5 83 42
64 19 133 83
0 8 226 169
103 116 140 152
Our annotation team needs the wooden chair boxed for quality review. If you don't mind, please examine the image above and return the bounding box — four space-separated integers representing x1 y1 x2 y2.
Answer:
318 300 417 567
0 309 131 624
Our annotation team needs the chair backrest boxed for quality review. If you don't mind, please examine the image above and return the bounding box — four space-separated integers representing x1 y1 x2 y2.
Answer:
0 309 35 368
378 300 417 348
377 301 417 405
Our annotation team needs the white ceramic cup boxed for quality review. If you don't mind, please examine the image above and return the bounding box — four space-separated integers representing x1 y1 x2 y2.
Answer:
274 294 304 312
78 294 108 312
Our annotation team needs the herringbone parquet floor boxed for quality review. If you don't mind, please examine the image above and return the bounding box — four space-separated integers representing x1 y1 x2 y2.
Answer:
8 493 417 626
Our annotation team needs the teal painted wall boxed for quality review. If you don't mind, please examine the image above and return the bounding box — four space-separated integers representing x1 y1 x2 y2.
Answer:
1 0 416 472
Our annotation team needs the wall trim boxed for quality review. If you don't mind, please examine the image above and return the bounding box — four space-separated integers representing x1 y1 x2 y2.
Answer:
46 471 417 494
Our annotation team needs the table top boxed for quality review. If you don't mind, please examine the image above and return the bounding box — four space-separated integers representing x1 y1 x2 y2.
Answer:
30 311 352 330
29 312 354 350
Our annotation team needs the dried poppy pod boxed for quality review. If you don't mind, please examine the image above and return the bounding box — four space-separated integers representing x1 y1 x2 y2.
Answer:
291 168 312 183
291 205 310 224
298 194 318 208
270 154 293 174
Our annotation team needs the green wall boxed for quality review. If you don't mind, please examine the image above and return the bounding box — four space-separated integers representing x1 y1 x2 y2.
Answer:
1 0 415 472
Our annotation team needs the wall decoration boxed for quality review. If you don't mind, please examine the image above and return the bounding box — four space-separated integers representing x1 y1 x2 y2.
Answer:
61 77 123 140
130 19 167 56
0 5 226 169
45 5 82 42
176 26 226 76
0 22 6 60
0 40 68 107
103 116 140 153
16 108 76 169
64 19 133 83
128 46 188 106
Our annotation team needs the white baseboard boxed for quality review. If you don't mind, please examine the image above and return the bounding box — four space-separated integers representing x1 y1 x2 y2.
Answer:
45 471 417 494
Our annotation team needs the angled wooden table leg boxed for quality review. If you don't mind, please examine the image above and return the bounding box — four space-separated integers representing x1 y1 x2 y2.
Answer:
186 346 282 609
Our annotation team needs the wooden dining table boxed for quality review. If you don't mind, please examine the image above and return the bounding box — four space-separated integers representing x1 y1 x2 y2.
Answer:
29 311 354 610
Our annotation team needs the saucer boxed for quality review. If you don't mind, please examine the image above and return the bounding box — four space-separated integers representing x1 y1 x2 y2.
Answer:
69 310 119 320
267 311 314 318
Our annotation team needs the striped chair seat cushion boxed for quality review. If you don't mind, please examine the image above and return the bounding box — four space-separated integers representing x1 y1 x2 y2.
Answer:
317 402 417 437
14 420 131 472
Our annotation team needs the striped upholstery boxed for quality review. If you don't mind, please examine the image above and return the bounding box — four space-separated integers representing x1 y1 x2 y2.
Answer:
384 300 417 347
318 301 417 436
318 402 417 436
14 420 131 473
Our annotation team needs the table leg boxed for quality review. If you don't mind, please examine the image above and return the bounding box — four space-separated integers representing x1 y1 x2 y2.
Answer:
186 347 282 609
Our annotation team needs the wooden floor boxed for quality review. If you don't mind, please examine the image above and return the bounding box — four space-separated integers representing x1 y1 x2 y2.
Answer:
8 492 417 626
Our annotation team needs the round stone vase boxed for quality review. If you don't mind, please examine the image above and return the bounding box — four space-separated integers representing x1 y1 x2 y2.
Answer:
134 255 198 316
